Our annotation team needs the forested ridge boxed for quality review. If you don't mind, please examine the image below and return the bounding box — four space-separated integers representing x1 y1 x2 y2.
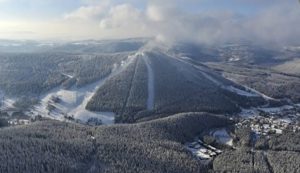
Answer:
0 112 231 173
213 127 300 173
0 52 127 97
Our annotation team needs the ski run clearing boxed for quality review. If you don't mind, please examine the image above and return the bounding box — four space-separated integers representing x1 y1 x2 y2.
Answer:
224 86 259 97
27 55 136 125
142 53 155 110
177 56 261 98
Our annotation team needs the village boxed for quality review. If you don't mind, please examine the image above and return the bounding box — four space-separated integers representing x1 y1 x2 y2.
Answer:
237 104 300 136
187 103 300 161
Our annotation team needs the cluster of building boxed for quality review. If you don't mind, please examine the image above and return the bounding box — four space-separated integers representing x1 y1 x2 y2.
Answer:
237 104 300 136
186 138 222 162
8 119 30 126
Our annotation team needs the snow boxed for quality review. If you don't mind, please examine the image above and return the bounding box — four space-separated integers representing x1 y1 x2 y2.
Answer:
28 54 136 124
240 104 296 119
258 105 294 114
61 73 74 79
0 90 17 116
0 90 16 112
186 139 222 163
239 108 259 118
142 54 155 110
200 71 222 86
186 145 212 160
172 55 223 86
68 83 115 124
195 67 260 98
275 118 292 124
174 54 265 99
241 85 275 100
224 86 259 97
275 129 283 134
175 55 263 99
212 129 233 146
195 150 212 159
180 56 192 61
228 56 240 62
224 77 276 100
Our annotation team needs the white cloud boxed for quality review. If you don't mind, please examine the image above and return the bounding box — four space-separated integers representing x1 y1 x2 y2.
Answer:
95 1 300 46
64 1 110 20
244 3 300 45
100 4 143 29
1 0 300 46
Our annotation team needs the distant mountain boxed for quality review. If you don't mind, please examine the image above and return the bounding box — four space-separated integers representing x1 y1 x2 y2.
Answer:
0 38 148 53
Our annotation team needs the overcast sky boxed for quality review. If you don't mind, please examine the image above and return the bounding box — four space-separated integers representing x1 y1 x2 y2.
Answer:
0 0 299 45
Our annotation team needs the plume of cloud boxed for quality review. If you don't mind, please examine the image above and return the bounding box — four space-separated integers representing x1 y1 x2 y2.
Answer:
9 0 296 44
75 0 297 46
63 0 110 20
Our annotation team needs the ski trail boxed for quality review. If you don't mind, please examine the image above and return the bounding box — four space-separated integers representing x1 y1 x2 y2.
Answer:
199 70 222 86
169 54 224 86
69 57 136 123
28 55 135 124
242 85 276 100
121 56 139 115
61 72 74 79
173 55 272 99
142 54 155 110
224 77 276 101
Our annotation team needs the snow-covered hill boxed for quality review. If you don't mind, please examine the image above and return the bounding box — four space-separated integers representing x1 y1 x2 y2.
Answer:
1 40 299 124
26 55 135 124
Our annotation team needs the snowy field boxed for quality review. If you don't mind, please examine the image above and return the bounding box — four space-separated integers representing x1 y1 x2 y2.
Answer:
211 128 233 146
185 139 222 163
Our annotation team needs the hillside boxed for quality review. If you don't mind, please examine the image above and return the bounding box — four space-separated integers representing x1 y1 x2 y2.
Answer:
0 40 298 125
0 112 231 173
273 58 300 76
0 42 277 124
85 50 267 123
206 62 300 102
